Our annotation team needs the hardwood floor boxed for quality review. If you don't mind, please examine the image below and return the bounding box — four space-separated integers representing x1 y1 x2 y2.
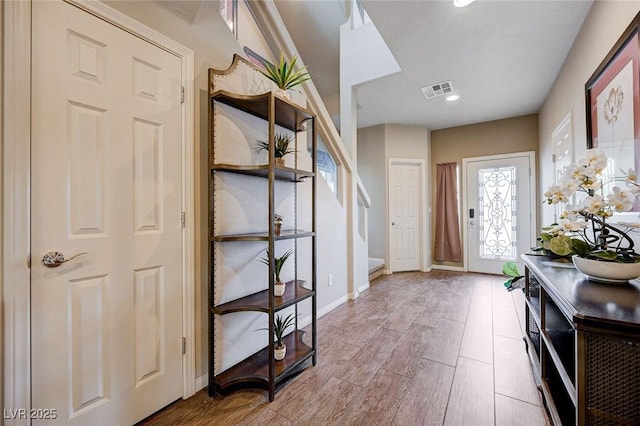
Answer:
139 270 549 426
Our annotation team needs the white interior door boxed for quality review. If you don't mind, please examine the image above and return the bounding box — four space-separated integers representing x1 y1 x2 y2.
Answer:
31 2 183 424
465 153 534 274
389 160 421 272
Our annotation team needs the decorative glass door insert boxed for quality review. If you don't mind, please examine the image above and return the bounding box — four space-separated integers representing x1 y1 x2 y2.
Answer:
477 166 517 260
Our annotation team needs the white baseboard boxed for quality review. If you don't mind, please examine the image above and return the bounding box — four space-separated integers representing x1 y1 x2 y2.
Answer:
431 264 465 272
298 293 350 329
383 269 392 275
195 374 208 391
319 294 349 318
357 281 370 293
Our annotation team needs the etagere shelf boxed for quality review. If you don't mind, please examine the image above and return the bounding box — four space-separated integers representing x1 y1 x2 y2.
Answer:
207 56 317 402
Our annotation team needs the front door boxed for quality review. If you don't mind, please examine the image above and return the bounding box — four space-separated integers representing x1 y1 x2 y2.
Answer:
31 1 183 424
465 153 534 274
389 160 422 272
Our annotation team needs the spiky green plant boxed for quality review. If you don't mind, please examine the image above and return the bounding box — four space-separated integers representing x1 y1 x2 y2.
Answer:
255 132 296 159
259 52 310 91
259 249 293 283
258 313 296 349
273 313 295 348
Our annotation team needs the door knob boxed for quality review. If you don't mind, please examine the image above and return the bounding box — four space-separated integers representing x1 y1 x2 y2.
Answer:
42 251 87 268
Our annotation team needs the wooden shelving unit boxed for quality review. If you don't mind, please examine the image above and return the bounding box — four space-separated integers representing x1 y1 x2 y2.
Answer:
521 254 640 425
207 58 317 402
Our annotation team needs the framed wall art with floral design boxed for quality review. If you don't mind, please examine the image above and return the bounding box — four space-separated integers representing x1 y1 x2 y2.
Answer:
585 12 640 210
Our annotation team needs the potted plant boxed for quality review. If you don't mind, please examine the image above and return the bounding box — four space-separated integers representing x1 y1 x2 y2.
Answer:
259 248 293 296
256 132 295 167
258 52 310 99
259 313 296 360
541 148 640 282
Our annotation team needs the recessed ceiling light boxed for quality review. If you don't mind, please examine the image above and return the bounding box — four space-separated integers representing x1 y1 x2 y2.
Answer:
446 95 460 101
453 0 476 7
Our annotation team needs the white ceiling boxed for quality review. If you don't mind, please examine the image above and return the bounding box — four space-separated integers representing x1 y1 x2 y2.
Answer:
276 0 593 130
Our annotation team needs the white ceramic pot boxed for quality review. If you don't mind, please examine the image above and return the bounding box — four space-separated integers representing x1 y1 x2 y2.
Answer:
572 255 640 283
275 88 290 99
274 282 286 296
274 344 286 360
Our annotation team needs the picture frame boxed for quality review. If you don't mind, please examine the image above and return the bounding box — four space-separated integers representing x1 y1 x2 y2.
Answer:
585 12 640 210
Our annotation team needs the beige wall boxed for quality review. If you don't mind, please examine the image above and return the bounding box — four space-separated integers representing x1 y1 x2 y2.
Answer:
358 125 387 259
357 124 430 269
105 1 352 381
431 114 539 267
539 1 640 227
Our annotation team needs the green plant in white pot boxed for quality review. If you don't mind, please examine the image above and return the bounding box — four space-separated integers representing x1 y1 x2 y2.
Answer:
259 313 296 360
259 52 310 99
256 133 295 167
259 248 293 296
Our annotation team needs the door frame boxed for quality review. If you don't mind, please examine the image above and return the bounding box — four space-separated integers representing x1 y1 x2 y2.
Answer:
461 151 537 272
386 157 430 273
2 0 197 419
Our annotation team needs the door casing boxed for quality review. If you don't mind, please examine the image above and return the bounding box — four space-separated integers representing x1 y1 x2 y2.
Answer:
2 0 196 419
461 151 537 272
386 157 430 273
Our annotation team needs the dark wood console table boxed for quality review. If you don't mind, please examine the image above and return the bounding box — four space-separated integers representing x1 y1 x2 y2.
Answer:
521 254 640 425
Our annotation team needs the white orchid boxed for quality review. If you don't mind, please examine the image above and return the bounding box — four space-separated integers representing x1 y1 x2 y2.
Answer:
607 187 635 212
625 168 637 183
544 185 571 204
581 148 608 171
540 149 640 260
580 195 607 216
559 217 588 232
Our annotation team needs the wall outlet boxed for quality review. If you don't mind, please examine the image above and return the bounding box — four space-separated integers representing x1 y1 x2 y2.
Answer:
328 274 334 287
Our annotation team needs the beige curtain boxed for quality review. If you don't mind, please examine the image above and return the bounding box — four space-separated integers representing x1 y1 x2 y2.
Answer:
434 163 462 262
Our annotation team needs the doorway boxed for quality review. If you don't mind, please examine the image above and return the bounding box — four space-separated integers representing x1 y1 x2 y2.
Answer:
388 158 427 272
3 0 196 422
463 152 536 274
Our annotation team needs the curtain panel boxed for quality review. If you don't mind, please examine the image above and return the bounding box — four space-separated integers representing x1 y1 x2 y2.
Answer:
434 162 462 262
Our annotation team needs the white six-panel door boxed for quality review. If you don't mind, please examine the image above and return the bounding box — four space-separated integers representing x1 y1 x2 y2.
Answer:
389 160 422 272
31 1 183 424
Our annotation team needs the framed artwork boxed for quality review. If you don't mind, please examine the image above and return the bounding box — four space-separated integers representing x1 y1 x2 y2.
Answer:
220 0 237 38
585 12 640 210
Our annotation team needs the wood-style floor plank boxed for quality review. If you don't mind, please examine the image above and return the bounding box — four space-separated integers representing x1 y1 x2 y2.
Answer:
494 335 542 406
139 270 548 426
495 394 549 426
392 358 455 426
339 368 410 425
459 313 493 364
444 356 495 426
422 318 465 366
383 323 433 377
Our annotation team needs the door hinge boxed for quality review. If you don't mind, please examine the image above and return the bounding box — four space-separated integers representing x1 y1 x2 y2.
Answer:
181 86 184 104
552 154 556 163
181 211 186 229
182 337 186 354
27 254 31 269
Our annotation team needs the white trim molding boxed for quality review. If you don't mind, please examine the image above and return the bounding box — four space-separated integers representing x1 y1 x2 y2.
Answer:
3 2 33 423
386 157 430 273
3 1 197 418
461 151 537 273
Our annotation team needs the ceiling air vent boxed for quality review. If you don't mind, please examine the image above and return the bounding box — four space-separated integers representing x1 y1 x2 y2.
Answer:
421 80 453 99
